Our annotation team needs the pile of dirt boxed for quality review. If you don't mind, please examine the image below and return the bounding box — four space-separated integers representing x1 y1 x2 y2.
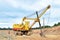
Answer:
43 26 60 35
32 26 60 35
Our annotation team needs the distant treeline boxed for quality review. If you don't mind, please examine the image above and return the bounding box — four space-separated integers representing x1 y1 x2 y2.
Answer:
0 28 12 30
53 22 60 26
0 22 60 30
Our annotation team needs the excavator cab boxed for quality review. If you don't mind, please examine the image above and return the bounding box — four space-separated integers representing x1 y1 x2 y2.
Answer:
24 21 30 31
18 21 30 35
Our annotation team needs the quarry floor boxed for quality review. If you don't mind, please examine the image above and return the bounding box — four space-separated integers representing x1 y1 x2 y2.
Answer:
0 26 60 40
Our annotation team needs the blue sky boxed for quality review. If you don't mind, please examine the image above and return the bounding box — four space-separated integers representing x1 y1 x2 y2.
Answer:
0 0 60 28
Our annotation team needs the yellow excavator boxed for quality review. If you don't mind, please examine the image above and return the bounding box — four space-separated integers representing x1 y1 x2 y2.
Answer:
13 5 50 35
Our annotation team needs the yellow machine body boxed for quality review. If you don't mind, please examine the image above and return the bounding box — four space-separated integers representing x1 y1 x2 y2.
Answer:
13 21 30 31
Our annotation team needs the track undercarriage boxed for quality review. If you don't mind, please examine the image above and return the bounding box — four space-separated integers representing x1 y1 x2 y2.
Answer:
14 30 32 36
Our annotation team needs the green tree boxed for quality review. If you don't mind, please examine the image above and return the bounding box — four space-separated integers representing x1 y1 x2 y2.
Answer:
58 22 60 25
44 25 51 28
53 24 58 26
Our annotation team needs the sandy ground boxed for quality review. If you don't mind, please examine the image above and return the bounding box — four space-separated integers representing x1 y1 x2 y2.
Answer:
0 26 60 40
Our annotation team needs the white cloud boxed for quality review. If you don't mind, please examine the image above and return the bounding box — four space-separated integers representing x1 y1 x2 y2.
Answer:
5 0 19 8
3 0 60 11
4 0 52 11
32 0 52 11
52 0 60 5
0 18 22 28
50 8 60 18
0 23 11 28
